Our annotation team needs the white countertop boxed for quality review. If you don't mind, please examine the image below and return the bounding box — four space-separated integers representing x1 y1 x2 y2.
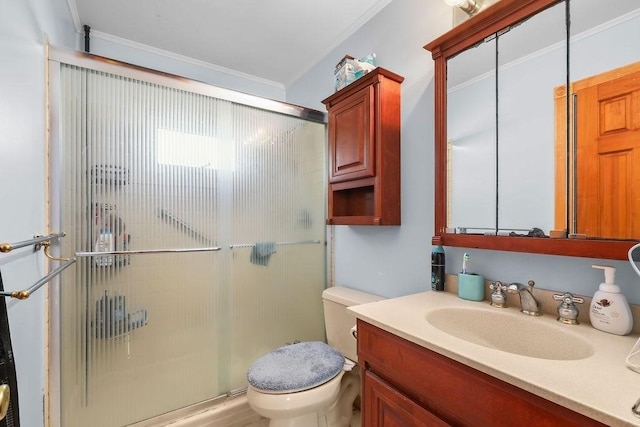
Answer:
348 291 640 426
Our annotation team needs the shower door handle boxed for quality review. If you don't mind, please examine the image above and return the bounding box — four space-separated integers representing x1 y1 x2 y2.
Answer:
0 384 9 421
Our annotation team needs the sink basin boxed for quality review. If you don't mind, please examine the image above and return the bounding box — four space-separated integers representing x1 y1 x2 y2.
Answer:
426 307 594 360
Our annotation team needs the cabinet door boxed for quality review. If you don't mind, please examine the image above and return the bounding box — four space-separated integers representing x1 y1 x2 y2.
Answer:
363 370 451 427
358 320 608 427
328 84 375 183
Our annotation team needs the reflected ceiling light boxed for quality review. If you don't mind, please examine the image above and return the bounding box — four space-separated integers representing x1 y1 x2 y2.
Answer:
444 0 482 17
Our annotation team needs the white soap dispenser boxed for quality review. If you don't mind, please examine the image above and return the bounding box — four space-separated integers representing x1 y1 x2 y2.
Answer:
94 228 114 267
589 264 633 335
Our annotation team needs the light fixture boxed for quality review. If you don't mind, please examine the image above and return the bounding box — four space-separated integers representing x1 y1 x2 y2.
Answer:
444 0 482 17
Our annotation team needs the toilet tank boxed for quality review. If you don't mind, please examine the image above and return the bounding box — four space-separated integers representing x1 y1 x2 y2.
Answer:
322 286 385 362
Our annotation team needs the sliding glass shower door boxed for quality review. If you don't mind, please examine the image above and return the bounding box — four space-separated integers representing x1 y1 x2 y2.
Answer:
52 58 327 427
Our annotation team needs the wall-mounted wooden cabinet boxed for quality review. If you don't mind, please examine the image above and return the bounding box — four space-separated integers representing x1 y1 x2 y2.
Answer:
322 68 403 225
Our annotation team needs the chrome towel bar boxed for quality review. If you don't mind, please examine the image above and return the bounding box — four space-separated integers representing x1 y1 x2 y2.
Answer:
75 247 222 257
0 232 66 253
0 258 77 300
0 231 74 299
229 240 322 249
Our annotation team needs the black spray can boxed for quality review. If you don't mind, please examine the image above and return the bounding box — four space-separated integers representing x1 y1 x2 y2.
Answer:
431 245 445 291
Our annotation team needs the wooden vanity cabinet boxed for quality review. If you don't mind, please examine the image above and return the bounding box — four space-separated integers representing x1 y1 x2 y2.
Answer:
322 68 403 226
357 320 607 427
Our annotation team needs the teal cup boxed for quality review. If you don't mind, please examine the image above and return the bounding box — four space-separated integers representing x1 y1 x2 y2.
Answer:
458 273 485 301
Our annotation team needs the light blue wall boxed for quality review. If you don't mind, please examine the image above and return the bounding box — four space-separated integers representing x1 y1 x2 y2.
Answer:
3 0 640 425
0 1 285 425
286 0 640 304
0 0 77 425
287 0 451 298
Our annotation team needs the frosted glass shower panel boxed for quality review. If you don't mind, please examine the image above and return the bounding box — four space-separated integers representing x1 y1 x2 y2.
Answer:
56 64 327 427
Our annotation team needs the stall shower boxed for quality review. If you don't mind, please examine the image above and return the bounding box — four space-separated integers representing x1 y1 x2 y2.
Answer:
49 51 327 427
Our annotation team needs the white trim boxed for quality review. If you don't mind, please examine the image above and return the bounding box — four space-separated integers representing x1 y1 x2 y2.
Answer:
448 8 640 94
65 0 82 33
46 53 63 427
284 0 393 87
63 0 391 89
570 7 640 44
88 30 286 91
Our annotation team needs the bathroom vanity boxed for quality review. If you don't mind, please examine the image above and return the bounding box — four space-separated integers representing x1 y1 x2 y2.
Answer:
349 292 640 426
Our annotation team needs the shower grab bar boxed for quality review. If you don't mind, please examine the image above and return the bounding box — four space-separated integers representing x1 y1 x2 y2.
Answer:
0 258 77 300
157 209 214 245
229 239 322 249
75 247 222 257
0 232 66 253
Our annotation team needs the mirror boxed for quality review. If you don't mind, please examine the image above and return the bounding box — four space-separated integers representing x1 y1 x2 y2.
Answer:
425 0 640 259
447 37 496 232
496 4 566 234
568 0 640 240
447 3 567 235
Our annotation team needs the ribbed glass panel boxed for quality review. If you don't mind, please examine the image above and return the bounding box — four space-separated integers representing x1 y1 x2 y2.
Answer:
57 64 327 427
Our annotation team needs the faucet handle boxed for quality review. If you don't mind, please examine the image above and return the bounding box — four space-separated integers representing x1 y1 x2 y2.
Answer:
553 292 584 305
552 292 584 325
490 281 506 291
527 280 535 292
489 281 508 308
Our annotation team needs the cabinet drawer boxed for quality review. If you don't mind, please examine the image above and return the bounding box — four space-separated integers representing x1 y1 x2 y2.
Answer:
358 320 606 427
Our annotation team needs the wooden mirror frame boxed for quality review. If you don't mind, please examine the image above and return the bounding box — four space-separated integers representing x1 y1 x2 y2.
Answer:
424 0 636 260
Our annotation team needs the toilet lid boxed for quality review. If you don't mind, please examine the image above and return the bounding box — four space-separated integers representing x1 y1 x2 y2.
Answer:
247 341 345 394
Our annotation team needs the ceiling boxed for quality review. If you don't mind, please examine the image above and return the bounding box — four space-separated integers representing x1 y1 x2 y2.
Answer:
67 0 393 88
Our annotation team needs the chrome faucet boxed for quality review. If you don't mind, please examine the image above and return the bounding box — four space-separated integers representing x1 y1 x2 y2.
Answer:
506 280 541 316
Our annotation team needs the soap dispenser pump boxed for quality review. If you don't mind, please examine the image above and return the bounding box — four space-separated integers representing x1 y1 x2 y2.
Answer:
589 264 633 335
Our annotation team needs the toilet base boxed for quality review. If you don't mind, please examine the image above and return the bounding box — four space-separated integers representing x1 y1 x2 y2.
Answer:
258 369 360 427
267 412 321 427
266 407 349 427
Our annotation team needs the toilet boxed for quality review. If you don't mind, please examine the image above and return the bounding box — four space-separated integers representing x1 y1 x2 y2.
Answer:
246 286 384 427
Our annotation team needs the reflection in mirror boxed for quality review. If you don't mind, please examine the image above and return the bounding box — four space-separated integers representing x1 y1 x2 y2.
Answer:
446 0 640 240
447 39 496 232
565 0 640 239
497 2 566 235
447 1 567 236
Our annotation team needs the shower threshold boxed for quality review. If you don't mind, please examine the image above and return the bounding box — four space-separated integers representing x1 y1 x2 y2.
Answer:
127 392 263 427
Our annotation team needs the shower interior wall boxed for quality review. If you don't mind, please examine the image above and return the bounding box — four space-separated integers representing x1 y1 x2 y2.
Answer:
53 62 328 427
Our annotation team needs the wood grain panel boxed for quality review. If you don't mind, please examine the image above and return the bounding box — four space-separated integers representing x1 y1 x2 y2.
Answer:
358 320 607 427
363 371 450 427
576 66 640 239
328 85 375 183
600 96 629 134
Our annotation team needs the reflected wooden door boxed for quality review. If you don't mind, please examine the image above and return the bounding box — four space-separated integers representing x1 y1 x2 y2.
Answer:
575 65 640 239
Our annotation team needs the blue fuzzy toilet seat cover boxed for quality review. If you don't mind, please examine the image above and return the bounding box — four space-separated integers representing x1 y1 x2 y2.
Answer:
247 341 345 393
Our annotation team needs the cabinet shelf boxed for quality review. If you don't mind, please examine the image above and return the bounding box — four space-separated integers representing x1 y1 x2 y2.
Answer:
322 67 403 226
